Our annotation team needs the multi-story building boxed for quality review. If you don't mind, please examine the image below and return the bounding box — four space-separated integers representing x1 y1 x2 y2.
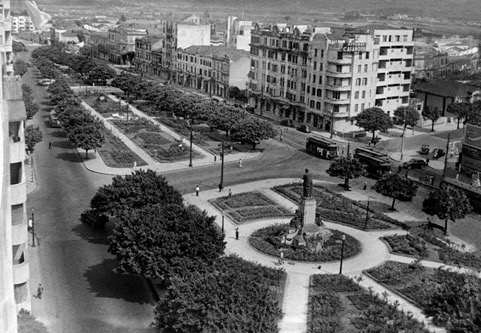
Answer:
1 1 29 331
11 16 35 34
225 16 252 51
134 35 163 76
371 27 414 115
247 24 414 133
106 27 147 64
175 45 250 97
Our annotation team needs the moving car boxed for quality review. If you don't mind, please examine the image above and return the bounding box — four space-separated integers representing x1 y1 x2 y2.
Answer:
297 124 311 133
432 148 445 159
280 119 294 127
419 144 430 154
403 158 428 169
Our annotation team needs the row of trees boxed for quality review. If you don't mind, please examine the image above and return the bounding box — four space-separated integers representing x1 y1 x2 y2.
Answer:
112 73 277 148
32 46 116 85
22 84 39 119
326 156 472 233
447 101 481 129
87 170 284 331
47 78 105 157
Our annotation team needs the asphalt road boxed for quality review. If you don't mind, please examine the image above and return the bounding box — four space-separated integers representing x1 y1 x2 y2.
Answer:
25 64 156 332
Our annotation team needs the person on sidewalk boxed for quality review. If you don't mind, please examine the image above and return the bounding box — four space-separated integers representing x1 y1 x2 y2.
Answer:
37 284 44 299
235 228 239 240
278 251 284 265
228 189 232 198
28 218 33 231
48 142 52 149
218 183 223 192
214 154 217 162
363 182 367 190
195 185 200 196
238 159 242 168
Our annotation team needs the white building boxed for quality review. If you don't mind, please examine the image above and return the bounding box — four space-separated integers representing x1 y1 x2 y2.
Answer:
225 16 252 52
11 16 35 34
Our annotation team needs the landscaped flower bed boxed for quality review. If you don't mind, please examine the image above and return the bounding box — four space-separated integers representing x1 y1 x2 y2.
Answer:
273 184 409 230
382 234 429 257
111 118 161 134
366 261 481 332
209 191 293 224
308 274 429 333
83 95 124 115
249 224 361 262
98 130 147 168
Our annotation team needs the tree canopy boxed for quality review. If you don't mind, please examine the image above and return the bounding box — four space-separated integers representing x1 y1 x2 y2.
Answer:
13 59 29 77
373 173 418 210
108 203 225 280
422 186 472 234
393 106 420 135
355 107 393 140
25 125 43 153
421 105 441 132
67 120 105 158
230 117 277 149
447 102 472 129
326 157 366 189
90 169 183 217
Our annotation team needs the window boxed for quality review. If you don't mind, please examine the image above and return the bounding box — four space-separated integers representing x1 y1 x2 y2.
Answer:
358 65 361 73
310 100 315 108
333 92 341 100
395 35 400 42
316 102 321 110
362 91 366 98
337 52 343 60
355 104 358 112
403 35 408 42
362 78 367 85
314 49 318 57
311 87 315 95
356 78 361 86
319 63 323 71
359 53 362 60
355 91 359 99
317 89 322 97
364 64 368 72
361 103 365 110
383 35 387 42
320 50 324 58
336 65 342 73
318 76 322 84
314 61 317 70
366 52 370 59
313 75 316 83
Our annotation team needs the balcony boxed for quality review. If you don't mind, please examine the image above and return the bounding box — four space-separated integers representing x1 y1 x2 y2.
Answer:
9 137 24 163
12 221 28 246
327 57 353 65
326 84 351 92
10 179 26 206
326 70 352 78
13 260 29 285
325 97 350 105
328 111 350 118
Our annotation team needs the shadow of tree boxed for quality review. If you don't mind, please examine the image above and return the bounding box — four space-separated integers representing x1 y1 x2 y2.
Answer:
56 152 83 163
83 258 153 305
50 130 67 138
71 221 111 246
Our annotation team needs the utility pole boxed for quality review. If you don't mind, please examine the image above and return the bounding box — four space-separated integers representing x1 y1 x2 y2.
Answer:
443 133 451 177
188 123 193 167
31 208 35 247
220 141 225 190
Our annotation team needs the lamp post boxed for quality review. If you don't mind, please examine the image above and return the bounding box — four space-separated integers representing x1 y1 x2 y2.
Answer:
31 208 35 247
364 197 371 230
219 141 225 191
339 234 346 274
400 108 406 161
330 110 334 138
221 212 225 235
188 122 193 167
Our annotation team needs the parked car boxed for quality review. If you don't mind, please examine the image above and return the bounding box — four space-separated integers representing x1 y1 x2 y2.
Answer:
419 144 430 154
297 124 311 133
280 119 294 127
403 158 428 169
432 148 445 159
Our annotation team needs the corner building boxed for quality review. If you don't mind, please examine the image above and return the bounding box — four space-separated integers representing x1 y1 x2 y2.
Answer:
248 24 414 133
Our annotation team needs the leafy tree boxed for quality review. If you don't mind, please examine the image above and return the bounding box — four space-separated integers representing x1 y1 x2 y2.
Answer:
25 100 39 119
230 116 277 149
326 156 366 190
421 105 441 132
126 51 135 66
67 120 105 158
90 169 183 217
86 65 116 86
154 255 284 332
393 106 420 136
13 59 29 77
447 102 472 129
119 14 127 22
108 203 225 280
373 173 418 210
24 125 43 153
422 186 472 235
12 40 27 54
227 86 241 99
355 107 393 140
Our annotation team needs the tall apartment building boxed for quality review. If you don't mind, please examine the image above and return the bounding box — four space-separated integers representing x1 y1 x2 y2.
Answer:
175 45 250 97
225 16 252 51
1 0 29 331
248 24 414 133
11 16 35 34
134 35 163 76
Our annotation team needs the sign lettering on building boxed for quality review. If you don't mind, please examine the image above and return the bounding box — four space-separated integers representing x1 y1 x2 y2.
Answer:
342 42 366 53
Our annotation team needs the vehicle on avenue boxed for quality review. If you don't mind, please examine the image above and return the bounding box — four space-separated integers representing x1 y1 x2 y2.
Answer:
49 110 61 128
354 147 391 178
433 148 446 159
280 119 295 127
306 136 339 159
297 124 311 133
419 144 430 154
403 158 428 169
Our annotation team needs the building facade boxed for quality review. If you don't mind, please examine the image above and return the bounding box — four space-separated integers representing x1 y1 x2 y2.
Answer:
11 16 34 34
247 24 414 133
175 45 250 98
225 16 252 51
134 35 163 76
1 1 29 331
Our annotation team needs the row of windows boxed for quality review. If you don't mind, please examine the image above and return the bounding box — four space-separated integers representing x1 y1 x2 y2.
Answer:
376 34 410 43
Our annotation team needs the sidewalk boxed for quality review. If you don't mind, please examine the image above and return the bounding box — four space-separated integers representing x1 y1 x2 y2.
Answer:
79 97 261 175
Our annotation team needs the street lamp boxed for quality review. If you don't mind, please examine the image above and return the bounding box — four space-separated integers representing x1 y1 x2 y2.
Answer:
330 110 334 138
188 121 193 167
221 212 225 235
219 141 225 191
31 208 35 247
364 197 371 230
339 234 346 274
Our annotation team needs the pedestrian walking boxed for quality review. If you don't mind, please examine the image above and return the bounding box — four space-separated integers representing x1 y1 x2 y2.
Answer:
228 189 232 198
280 134 283 142
278 251 284 265
363 182 367 190
133 161 137 169
48 142 52 149
195 185 200 196
214 154 217 162
238 158 242 168
37 284 44 299
426 158 430 166
235 228 239 240
28 218 33 231
342 146 345 155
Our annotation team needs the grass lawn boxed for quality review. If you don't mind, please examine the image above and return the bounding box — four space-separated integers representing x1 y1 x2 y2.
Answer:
83 94 126 117
98 129 147 168
209 191 293 224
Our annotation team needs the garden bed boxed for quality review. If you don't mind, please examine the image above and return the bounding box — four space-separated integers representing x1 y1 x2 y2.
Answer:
308 274 430 333
250 224 361 262
98 129 147 168
365 261 481 332
83 94 126 117
273 184 410 230
209 191 293 224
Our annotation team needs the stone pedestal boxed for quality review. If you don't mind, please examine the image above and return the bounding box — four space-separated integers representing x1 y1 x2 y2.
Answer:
299 197 317 226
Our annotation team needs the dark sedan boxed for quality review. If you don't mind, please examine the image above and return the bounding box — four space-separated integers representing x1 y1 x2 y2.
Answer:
402 158 428 169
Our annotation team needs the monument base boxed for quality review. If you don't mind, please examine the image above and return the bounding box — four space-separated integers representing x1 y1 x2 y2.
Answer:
299 197 317 226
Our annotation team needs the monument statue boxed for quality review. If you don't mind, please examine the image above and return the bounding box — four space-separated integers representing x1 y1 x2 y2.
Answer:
302 169 313 198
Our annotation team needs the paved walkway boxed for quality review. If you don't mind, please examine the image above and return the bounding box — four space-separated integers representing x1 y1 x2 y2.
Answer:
79 96 261 175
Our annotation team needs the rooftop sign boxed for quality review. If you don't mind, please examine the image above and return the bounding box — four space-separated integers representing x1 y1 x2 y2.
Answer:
342 42 366 52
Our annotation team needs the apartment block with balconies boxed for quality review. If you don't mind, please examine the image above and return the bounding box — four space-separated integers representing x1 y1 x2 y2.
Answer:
134 35 163 77
369 27 414 115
